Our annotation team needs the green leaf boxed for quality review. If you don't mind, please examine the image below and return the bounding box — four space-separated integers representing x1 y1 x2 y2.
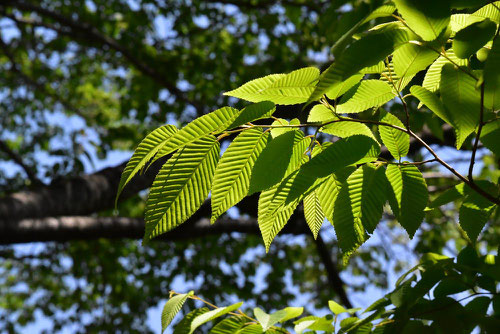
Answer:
330 4 397 57
267 136 381 215
228 102 276 129
254 308 286 331
269 118 293 138
429 183 466 208
393 0 450 41
378 112 409 160
410 85 453 125
173 308 210 334
258 182 302 252
480 120 500 155
154 106 239 162
161 291 194 332
483 36 500 110
336 80 395 114
257 136 310 250
433 277 470 297
325 74 363 100
225 67 319 105
333 164 387 262
453 19 497 59
360 61 386 74
317 168 355 226
393 43 439 77
235 324 264 334
422 49 467 92
189 302 243 334
294 316 335 334
379 61 415 93
329 300 348 315
116 125 178 204
209 316 247 334
386 165 428 237
321 121 377 141
249 130 307 194
307 104 337 123
440 63 480 148
144 136 220 242
279 307 304 322
308 28 408 103
471 1 500 24
211 128 269 223
459 184 497 241
303 190 325 239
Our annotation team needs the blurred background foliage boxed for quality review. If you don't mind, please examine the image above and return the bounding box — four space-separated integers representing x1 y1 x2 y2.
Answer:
0 0 498 333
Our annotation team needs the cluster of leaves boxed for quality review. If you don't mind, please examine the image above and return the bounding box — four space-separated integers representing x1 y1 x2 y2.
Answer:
119 0 500 263
161 247 500 333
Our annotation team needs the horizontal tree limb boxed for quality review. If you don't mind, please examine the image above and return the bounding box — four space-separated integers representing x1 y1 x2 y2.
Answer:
0 212 309 245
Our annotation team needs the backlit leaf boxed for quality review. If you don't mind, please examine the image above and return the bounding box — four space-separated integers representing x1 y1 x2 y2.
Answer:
378 111 409 160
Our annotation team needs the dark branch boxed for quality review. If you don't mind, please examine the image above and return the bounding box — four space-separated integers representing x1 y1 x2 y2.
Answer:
0 139 41 186
314 234 354 309
0 213 309 245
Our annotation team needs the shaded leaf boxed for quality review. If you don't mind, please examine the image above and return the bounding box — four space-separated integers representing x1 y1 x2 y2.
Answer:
386 165 428 237
453 19 496 59
394 0 450 41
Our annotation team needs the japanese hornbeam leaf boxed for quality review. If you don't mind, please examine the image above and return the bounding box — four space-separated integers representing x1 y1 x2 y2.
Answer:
410 86 454 125
161 291 194 333
440 63 480 148
257 137 310 250
332 164 387 261
211 128 269 223
173 308 210 334
249 130 307 194
483 36 500 110
321 121 377 141
336 80 395 114
227 101 276 129
316 167 356 227
151 106 239 166
330 4 397 57
144 136 220 242
393 43 439 77
386 164 428 237
307 104 337 123
379 61 415 93
267 135 380 216
303 186 325 239
325 74 363 100
209 316 247 334
459 182 498 242
378 111 409 160
308 28 408 103
472 1 500 23
116 125 177 204
393 0 450 41
480 120 500 155
188 302 243 334
452 19 496 59
422 49 467 92
225 67 319 105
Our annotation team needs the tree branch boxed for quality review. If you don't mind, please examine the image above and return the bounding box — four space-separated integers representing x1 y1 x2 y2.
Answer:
0 213 309 245
314 234 354 309
0 139 41 185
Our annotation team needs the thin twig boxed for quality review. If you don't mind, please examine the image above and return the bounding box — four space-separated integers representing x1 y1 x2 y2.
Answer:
468 83 485 182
